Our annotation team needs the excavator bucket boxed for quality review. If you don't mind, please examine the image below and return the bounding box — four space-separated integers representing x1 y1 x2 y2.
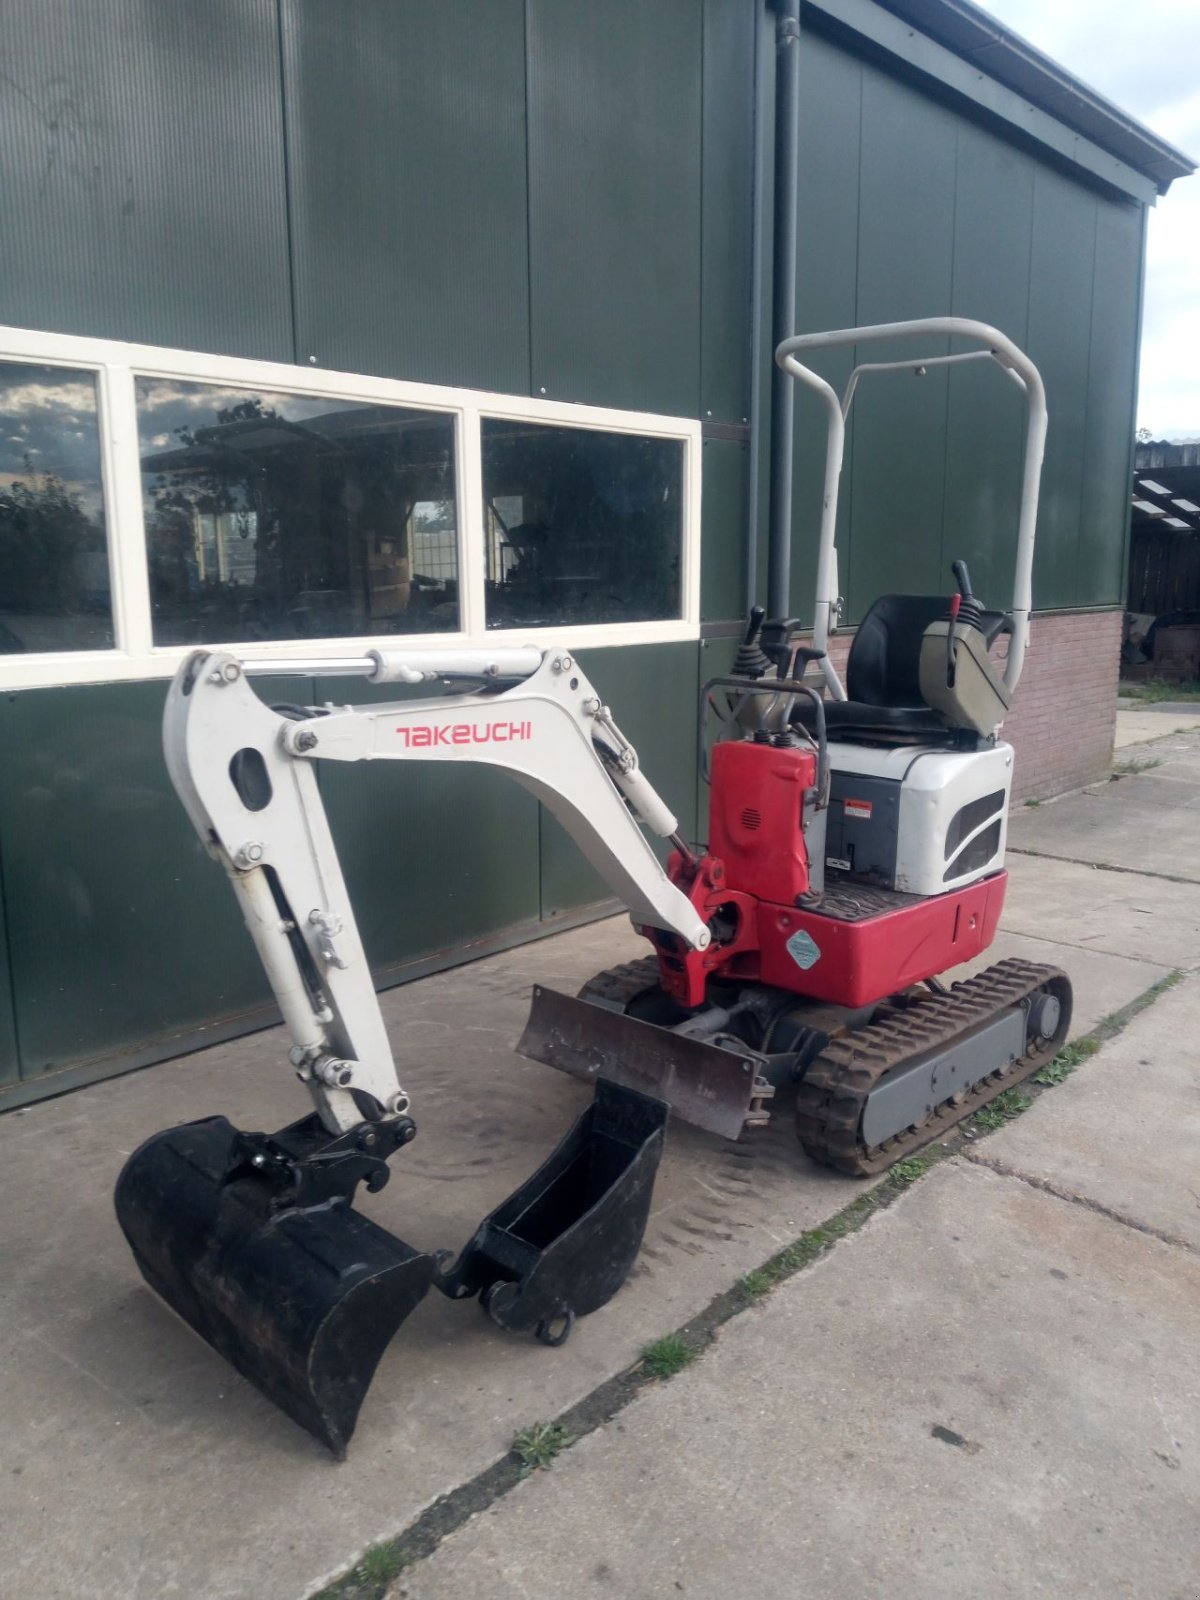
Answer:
114 1081 667 1452
114 1116 438 1458
437 1079 667 1343
519 984 774 1141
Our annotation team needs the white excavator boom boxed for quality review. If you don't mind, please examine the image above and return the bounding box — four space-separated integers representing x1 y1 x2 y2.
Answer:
163 644 710 1135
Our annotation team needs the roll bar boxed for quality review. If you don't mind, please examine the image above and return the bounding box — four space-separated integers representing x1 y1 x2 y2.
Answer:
774 318 1047 696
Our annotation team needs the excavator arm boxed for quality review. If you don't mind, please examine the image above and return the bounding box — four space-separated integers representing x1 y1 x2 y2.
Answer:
116 642 690 1455
163 643 710 1135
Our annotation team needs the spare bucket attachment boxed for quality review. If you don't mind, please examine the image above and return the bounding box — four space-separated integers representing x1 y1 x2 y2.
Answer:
114 1112 437 1458
437 1079 667 1344
519 984 773 1141
115 1080 667 1452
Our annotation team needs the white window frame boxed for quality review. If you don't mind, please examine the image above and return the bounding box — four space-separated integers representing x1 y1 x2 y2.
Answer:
0 324 702 690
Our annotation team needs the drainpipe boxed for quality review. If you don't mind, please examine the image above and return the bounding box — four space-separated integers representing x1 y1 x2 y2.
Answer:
744 1 769 611
766 0 801 620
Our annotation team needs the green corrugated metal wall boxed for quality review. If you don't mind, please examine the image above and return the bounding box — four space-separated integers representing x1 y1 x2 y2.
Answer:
787 27 1145 624
0 0 1147 1099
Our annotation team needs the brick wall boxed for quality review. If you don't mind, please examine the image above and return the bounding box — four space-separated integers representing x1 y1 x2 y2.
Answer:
999 609 1122 802
806 608 1120 802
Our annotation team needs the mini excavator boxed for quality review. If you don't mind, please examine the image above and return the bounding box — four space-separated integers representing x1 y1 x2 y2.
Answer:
115 319 1071 1455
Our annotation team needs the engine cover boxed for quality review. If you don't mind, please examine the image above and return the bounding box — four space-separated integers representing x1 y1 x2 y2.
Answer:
823 740 1013 896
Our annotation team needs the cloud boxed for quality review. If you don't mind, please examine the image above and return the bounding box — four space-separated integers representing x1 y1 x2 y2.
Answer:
0 360 105 515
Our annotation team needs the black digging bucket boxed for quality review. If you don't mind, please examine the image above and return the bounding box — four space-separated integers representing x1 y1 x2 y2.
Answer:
114 1115 438 1458
114 1080 667 1454
437 1079 668 1345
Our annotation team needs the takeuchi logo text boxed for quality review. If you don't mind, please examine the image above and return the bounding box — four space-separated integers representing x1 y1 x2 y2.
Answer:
395 720 533 748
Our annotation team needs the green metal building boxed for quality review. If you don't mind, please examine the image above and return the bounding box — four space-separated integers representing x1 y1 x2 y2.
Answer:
0 0 1191 1106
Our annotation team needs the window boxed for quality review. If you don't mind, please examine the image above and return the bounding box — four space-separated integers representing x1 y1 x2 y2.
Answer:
138 381 459 643
0 361 110 655
481 420 684 629
0 324 699 688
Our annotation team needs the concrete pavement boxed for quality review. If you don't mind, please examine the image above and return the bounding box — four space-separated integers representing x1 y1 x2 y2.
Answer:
1114 697 1200 750
402 1154 1199 1600
1 731 1198 1600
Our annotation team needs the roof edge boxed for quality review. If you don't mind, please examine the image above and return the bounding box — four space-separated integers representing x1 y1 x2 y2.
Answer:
873 0 1196 194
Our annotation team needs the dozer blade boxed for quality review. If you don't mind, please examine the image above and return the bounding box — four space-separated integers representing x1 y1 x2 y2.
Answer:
519 985 773 1142
114 1117 437 1457
438 1078 667 1343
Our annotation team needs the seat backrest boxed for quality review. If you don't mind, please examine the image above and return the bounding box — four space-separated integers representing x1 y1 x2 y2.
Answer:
846 593 950 707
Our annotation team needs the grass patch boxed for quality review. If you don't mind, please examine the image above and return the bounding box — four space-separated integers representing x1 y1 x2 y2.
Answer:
740 1268 773 1299
764 1229 832 1275
355 1546 408 1590
1093 970 1181 1040
1024 797 1042 807
1121 678 1200 703
1034 1038 1100 1084
512 1420 573 1474
316 1542 409 1600
971 1088 1033 1131
890 1153 936 1184
640 1333 697 1379
1112 756 1162 776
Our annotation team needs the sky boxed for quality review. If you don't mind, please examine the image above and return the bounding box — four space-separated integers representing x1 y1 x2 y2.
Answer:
979 0 1200 440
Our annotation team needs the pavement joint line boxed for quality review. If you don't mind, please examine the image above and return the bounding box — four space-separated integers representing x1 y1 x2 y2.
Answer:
996 931 1185 969
1112 767 1200 785
961 1149 1200 1258
1006 847 1200 889
309 968 1185 1600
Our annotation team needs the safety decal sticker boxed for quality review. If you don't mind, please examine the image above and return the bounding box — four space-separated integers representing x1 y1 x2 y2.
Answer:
844 798 873 821
786 928 821 970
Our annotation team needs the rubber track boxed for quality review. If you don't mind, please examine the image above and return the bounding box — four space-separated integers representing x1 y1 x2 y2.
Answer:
577 958 663 1007
795 958 1072 1176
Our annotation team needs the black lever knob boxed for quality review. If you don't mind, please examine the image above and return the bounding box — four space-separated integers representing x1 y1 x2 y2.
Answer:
949 560 984 632
732 605 772 680
742 604 766 646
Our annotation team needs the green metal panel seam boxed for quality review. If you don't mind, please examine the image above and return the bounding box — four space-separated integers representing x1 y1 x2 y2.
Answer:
937 119 962 572
697 0 706 422
847 26 864 591
274 0 302 364
749 0 777 610
522 0 536 395
1119 204 1151 594
1043 168 1100 604
1021 146 1036 350
800 19 866 615
1073 190 1103 591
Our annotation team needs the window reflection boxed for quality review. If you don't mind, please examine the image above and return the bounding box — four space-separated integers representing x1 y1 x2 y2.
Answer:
481 420 683 628
0 362 111 655
137 381 459 645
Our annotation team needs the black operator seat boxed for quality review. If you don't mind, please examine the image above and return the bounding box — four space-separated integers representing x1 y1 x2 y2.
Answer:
793 592 1003 744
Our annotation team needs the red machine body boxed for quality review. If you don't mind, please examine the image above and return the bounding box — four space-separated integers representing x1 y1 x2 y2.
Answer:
706 738 816 904
658 738 1006 1010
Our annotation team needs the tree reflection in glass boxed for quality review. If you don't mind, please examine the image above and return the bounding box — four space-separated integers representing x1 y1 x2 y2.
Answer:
0 362 111 655
137 380 460 645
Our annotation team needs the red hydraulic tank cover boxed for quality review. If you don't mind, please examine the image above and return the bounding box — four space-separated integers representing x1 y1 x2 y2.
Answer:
707 738 817 906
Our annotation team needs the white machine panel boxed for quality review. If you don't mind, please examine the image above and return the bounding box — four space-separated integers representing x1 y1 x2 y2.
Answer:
827 740 1014 896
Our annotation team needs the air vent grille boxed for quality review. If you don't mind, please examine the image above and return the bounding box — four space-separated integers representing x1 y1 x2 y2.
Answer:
741 807 762 831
